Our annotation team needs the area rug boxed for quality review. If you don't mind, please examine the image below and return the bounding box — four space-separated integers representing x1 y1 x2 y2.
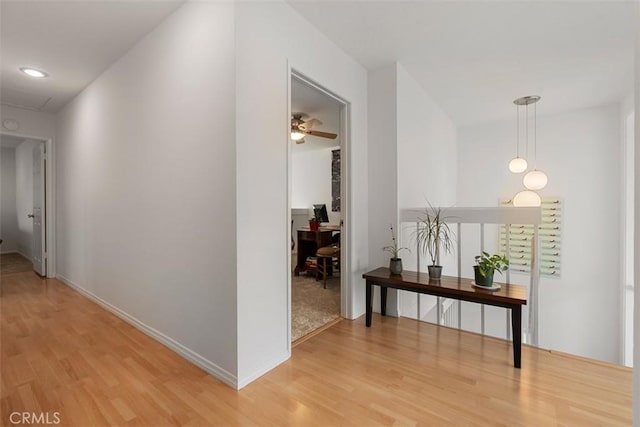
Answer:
0 253 33 276
291 272 340 342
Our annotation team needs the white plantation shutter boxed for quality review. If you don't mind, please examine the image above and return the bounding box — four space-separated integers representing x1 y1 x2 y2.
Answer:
500 198 562 277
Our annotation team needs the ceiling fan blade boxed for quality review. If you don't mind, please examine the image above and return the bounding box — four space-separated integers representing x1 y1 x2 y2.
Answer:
303 118 322 130
306 130 337 139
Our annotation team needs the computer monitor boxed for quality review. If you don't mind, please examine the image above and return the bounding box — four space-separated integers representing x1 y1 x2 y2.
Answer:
313 204 329 223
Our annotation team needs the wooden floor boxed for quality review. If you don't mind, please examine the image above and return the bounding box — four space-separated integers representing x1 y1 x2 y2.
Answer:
1 273 632 426
0 253 33 276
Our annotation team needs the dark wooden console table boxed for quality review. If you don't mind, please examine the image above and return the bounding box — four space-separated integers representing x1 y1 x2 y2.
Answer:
362 267 528 368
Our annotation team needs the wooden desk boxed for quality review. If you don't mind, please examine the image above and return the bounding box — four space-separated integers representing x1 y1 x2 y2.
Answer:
362 267 528 368
294 226 339 276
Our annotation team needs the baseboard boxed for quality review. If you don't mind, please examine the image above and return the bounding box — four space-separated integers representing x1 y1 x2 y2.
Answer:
56 274 238 389
236 352 290 389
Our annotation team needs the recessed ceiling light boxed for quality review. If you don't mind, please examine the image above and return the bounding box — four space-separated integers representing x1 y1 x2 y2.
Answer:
20 67 48 78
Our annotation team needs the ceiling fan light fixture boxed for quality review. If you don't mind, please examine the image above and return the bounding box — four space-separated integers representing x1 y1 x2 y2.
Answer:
291 131 305 141
20 67 48 78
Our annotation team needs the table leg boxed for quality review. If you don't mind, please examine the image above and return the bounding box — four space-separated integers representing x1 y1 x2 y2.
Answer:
511 306 522 368
381 287 387 316
366 282 373 327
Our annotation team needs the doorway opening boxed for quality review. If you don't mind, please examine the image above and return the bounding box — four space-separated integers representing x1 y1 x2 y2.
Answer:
0 133 51 278
289 71 350 344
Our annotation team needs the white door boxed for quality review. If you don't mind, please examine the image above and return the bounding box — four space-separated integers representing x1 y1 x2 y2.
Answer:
31 143 46 276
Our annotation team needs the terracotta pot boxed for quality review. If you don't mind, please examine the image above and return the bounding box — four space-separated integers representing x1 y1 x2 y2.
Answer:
309 220 319 231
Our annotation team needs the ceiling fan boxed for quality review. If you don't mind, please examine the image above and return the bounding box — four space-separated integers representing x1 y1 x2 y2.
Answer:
291 113 338 144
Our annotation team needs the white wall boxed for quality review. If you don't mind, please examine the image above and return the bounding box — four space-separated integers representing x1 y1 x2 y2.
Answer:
1 148 18 253
368 64 399 269
15 140 37 258
457 105 622 363
367 64 400 316
291 146 341 225
621 92 635 367
397 64 457 210
55 2 238 385
395 64 457 321
633 4 639 422
235 0 368 387
366 63 458 319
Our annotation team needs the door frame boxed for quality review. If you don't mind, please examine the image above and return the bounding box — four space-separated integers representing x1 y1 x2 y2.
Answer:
287 66 352 348
0 131 55 278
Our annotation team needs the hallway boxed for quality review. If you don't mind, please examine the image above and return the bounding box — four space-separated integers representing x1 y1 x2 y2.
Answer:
0 253 32 276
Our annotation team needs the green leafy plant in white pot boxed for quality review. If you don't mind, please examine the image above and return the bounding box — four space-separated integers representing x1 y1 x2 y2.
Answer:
382 225 409 275
416 204 454 280
474 252 509 288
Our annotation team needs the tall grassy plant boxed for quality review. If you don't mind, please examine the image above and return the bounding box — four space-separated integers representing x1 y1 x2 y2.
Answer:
416 204 454 267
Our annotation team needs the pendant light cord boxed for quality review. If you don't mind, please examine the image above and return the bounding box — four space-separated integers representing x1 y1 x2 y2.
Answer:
534 102 537 169
516 105 520 157
525 104 529 161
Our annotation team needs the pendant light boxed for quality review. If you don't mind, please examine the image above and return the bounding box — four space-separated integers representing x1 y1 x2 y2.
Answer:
520 97 548 190
511 95 545 207
513 190 541 207
508 102 527 173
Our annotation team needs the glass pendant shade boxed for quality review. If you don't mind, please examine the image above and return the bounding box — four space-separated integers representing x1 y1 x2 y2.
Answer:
513 190 541 207
508 157 528 173
291 131 305 141
523 169 548 190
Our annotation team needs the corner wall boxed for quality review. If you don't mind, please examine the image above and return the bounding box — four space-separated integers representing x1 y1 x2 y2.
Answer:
395 64 457 320
366 63 458 318
367 64 399 272
235 0 369 387
396 65 457 209
55 2 238 384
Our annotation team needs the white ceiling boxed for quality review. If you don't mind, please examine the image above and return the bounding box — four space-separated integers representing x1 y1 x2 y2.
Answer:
0 0 184 113
291 78 341 152
1 1 633 124
289 1 636 126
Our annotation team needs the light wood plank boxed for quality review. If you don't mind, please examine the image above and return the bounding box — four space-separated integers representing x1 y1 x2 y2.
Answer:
0 272 632 426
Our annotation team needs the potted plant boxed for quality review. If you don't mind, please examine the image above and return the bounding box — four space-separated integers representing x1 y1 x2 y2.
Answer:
474 252 509 288
382 225 409 274
309 212 322 231
416 204 454 280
